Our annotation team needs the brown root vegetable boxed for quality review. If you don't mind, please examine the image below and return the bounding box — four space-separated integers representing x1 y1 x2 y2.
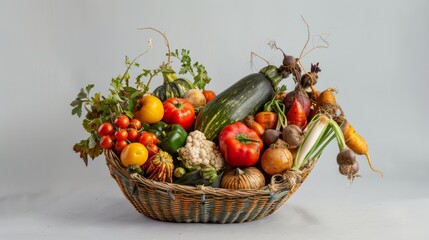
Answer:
261 139 293 175
282 124 304 148
262 129 282 145
300 63 321 90
339 161 360 181
268 41 301 79
336 148 357 165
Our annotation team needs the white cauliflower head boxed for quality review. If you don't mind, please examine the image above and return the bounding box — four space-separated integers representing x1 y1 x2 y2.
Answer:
178 130 225 171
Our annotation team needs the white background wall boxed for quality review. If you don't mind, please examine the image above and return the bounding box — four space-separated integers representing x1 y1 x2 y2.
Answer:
1 0 428 239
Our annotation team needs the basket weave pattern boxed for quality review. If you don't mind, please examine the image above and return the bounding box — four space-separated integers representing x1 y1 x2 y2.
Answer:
105 149 316 223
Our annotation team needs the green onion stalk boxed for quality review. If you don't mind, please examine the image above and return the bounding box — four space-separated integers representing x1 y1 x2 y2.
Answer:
292 114 348 170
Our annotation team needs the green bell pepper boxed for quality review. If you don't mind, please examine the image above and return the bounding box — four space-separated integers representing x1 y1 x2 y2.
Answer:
149 122 187 155
148 121 169 138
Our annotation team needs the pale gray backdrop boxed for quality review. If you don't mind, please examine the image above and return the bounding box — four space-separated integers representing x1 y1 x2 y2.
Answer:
1 0 428 239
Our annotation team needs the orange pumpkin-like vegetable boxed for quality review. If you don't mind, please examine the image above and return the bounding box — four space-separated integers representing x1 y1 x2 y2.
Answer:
220 167 265 190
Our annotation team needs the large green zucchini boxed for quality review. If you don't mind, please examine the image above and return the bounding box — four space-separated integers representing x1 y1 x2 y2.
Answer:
194 65 284 141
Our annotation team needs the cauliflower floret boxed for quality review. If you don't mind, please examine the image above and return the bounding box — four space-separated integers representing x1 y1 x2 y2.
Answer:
178 130 225 171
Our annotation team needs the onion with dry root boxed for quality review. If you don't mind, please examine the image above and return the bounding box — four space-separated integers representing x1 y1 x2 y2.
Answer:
261 139 293 175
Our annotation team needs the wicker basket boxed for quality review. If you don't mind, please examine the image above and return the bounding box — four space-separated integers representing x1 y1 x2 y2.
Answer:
105 149 317 223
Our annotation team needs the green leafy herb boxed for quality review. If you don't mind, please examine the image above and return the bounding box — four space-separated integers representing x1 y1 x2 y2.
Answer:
170 49 211 90
70 54 154 164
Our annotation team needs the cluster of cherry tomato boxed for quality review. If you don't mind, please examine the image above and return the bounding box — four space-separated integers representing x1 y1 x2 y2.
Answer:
98 115 159 156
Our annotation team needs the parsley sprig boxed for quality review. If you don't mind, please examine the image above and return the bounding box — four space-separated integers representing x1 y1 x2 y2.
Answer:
170 49 211 90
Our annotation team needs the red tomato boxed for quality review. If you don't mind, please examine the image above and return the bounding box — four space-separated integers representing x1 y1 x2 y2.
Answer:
145 143 159 157
202 90 216 103
114 129 128 141
139 131 158 146
100 135 114 149
114 115 130 129
115 140 128 152
129 119 142 130
127 128 139 142
98 122 114 136
162 98 195 131
218 122 264 167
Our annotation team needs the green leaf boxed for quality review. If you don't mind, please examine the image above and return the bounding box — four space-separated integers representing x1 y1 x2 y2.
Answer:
71 103 83 117
142 69 152 77
124 110 134 119
71 97 84 117
77 88 87 99
73 140 90 166
82 118 102 133
125 55 131 65
88 133 98 148
110 77 122 92
70 98 82 107
85 84 94 95
87 143 103 161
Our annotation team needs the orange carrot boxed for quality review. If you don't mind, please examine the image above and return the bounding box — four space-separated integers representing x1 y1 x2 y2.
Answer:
340 118 383 177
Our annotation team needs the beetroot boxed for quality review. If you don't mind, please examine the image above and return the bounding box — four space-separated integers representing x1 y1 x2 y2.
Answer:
284 89 311 117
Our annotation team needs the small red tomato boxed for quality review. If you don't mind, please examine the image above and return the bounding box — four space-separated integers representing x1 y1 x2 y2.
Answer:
145 143 159 157
129 119 142 129
114 129 128 141
162 98 195 131
98 122 114 136
100 135 114 149
202 90 216 103
114 115 130 129
115 140 128 152
127 128 139 142
139 131 158 146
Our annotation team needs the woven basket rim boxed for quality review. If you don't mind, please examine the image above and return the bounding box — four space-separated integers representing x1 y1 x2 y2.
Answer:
104 149 317 197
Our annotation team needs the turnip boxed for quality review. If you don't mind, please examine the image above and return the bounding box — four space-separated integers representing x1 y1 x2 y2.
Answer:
339 161 360 182
282 124 304 149
262 129 282 146
336 149 356 165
